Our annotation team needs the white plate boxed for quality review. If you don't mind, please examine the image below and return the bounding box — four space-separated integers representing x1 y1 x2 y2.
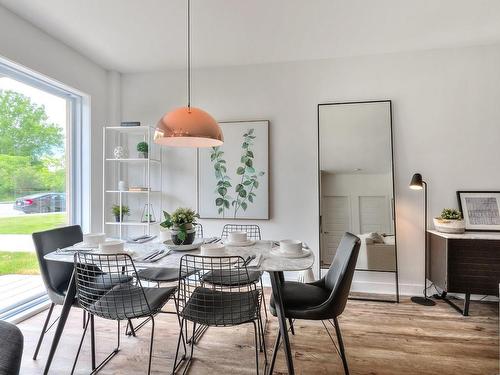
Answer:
270 247 312 259
223 239 256 247
164 238 204 251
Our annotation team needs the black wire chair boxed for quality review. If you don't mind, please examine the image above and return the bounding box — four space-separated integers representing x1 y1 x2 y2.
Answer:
173 254 267 375
217 224 268 322
137 223 205 286
72 252 182 375
221 224 261 240
131 223 206 337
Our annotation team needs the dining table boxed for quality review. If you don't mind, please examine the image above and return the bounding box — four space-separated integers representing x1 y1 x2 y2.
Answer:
42 239 314 375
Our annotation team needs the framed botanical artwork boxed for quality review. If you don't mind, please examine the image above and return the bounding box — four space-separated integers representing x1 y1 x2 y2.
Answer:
197 120 269 219
457 191 500 232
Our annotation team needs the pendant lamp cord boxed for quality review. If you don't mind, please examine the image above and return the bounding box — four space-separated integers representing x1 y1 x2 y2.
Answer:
187 0 191 112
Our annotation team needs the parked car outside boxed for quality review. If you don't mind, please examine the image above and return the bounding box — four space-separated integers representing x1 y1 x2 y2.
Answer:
13 193 66 214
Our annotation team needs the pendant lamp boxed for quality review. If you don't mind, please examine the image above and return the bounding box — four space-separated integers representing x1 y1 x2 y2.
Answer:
154 0 223 148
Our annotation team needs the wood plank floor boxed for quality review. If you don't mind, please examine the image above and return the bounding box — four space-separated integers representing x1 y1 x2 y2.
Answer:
17 292 498 374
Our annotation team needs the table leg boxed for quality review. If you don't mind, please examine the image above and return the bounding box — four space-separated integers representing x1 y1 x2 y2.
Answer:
268 271 294 375
43 269 76 375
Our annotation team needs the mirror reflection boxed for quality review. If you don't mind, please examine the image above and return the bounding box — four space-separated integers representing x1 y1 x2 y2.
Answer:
318 101 398 297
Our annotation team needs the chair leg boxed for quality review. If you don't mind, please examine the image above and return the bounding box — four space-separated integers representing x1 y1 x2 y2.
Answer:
252 320 260 375
83 310 86 329
126 319 137 337
260 278 269 321
71 314 90 375
268 327 281 374
33 302 55 360
172 318 188 374
288 318 295 335
257 314 268 363
332 317 349 375
147 316 155 375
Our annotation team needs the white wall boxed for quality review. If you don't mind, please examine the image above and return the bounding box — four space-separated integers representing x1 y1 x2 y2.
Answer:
121 43 500 295
0 5 110 231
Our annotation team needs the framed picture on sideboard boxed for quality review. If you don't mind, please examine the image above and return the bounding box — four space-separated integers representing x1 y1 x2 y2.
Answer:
457 191 500 232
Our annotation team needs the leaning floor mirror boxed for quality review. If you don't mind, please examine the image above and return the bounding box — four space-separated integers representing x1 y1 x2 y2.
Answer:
318 100 399 302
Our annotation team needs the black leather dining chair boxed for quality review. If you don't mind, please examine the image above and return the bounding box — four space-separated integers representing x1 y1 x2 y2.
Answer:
31 225 84 360
0 321 23 375
269 232 361 375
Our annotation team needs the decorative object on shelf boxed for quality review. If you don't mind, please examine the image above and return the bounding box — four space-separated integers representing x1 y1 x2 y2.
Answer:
409 173 436 306
113 145 127 159
118 180 127 191
198 120 269 219
112 204 130 222
129 186 150 192
120 121 140 127
154 0 223 148
160 207 199 245
433 208 465 234
136 141 149 158
457 191 500 232
141 204 156 223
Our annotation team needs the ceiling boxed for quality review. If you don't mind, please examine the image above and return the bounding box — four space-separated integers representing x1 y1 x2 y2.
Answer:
2 0 500 73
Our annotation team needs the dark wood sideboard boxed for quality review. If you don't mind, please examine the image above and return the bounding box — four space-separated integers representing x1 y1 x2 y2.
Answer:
427 230 500 316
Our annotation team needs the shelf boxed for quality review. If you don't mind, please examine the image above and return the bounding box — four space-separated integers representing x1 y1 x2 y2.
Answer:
105 158 161 163
105 190 161 194
105 221 159 226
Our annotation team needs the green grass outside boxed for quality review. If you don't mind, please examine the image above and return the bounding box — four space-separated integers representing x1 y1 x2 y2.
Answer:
0 251 39 275
0 213 66 234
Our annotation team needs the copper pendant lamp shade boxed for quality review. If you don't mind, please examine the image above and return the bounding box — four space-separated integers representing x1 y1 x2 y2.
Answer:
155 106 223 148
154 0 223 148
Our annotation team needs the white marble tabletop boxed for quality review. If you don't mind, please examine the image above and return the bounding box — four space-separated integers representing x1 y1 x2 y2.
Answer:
44 240 315 273
427 229 500 240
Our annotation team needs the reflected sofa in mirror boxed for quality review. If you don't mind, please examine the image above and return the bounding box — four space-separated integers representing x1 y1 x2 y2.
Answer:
318 100 399 302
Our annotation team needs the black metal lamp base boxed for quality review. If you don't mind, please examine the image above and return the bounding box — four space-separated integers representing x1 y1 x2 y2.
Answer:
411 296 436 306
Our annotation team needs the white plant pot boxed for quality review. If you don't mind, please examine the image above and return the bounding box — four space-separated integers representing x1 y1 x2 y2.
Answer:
433 218 465 234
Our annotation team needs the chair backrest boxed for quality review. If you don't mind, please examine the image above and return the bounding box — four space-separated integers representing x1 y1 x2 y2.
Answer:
177 254 261 327
73 253 149 320
324 232 361 316
0 321 23 375
32 225 83 304
221 224 261 240
194 222 204 238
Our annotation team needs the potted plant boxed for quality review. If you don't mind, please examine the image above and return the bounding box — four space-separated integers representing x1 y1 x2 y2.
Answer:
112 204 130 222
137 141 149 158
160 207 199 245
433 208 465 234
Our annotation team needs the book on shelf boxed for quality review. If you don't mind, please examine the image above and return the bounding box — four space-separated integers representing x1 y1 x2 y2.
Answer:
129 187 150 192
120 121 141 127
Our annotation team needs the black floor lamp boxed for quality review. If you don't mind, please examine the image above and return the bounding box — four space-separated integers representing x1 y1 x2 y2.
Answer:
409 173 436 306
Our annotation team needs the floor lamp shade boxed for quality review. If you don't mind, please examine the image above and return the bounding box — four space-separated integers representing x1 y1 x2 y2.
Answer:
154 107 224 148
409 173 424 190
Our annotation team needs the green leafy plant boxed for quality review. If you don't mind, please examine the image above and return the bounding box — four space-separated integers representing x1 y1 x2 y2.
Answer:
160 207 199 242
136 141 148 153
232 128 265 217
111 205 130 219
210 147 232 217
439 208 462 220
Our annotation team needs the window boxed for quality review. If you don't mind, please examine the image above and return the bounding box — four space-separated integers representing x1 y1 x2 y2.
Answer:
0 56 90 321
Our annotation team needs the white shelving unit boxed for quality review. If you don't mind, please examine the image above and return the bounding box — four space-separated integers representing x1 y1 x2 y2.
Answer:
102 126 162 239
